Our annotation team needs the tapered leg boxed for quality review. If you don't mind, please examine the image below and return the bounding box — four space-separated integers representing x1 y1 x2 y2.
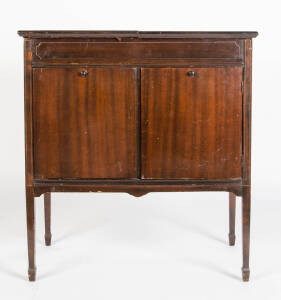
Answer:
26 187 36 281
229 192 236 246
44 193 52 246
242 186 251 281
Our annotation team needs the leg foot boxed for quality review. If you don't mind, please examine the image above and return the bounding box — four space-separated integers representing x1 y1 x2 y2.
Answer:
45 233 52 246
26 187 36 281
229 192 236 246
44 193 52 246
242 267 250 282
28 267 36 282
228 233 236 246
242 186 251 281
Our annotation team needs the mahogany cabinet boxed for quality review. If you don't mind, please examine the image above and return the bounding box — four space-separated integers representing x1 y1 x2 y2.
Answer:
18 30 258 281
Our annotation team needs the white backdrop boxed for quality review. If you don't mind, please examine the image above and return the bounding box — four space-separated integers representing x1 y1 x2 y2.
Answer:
1 0 281 299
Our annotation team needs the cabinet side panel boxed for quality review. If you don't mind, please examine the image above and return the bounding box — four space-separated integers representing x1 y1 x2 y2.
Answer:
141 67 243 179
33 67 138 179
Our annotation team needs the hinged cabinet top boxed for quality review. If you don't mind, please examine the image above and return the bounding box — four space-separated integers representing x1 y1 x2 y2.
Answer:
18 30 258 39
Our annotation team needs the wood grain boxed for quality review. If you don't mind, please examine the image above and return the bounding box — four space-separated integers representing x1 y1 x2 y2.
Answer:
141 67 243 179
33 67 138 179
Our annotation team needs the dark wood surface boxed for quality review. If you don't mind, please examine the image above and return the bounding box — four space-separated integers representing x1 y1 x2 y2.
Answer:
24 39 36 282
24 40 34 188
241 39 253 282
31 39 244 66
19 31 257 281
18 30 258 39
33 179 243 198
33 67 138 179
141 67 242 179
33 41 242 63
243 39 252 186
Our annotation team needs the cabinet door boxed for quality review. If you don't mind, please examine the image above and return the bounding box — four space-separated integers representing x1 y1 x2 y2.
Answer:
141 67 243 179
33 67 138 179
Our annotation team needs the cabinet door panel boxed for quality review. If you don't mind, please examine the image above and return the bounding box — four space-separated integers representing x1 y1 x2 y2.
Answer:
141 67 242 179
33 67 138 179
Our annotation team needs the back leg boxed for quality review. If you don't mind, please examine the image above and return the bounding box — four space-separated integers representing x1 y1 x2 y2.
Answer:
229 192 236 246
44 193 52 246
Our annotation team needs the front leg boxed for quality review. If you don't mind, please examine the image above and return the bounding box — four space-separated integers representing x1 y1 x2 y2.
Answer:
26 187 36 281
242 186 251 281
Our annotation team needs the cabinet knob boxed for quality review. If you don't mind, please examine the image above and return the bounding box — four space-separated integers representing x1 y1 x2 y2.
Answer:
80 70 88 77
187 71 196 77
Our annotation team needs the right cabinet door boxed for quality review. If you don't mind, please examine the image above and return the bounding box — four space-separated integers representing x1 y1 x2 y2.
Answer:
141 67 243 179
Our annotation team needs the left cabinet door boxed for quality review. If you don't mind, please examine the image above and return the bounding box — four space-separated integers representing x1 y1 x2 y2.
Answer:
33 67 138 179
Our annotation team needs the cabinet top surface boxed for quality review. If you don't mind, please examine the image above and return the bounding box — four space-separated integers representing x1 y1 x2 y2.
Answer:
18 30 258 39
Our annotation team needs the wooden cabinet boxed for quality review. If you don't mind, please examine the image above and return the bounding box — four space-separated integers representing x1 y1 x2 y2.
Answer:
18 30 258 282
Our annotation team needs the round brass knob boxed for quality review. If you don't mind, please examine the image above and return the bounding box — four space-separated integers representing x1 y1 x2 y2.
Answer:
80 70 88 77
187 71 196 77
